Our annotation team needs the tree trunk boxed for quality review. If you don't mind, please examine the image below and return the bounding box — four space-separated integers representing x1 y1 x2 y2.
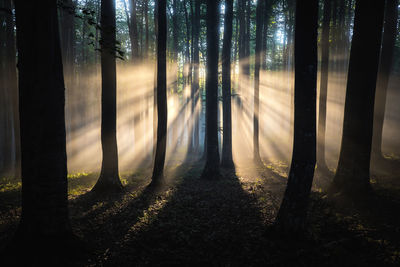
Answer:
92 0 123 193
172 0 179 91
152 0 167 183
372 0 399 160
13 0 73 257
6 0 20 178
221 0 234 169
192 0 201 155
275 0 318 233
129 0 139 60
201 0 221 180
144 0 149 58
244 0 251 76
317 0 332 172
253 0 264 165
262 1 271 71
238 0 246 97
332 0 385 195
152 0 158 159
0 0 9 176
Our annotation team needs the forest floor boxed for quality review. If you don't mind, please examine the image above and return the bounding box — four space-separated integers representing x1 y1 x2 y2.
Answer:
1 158 400 266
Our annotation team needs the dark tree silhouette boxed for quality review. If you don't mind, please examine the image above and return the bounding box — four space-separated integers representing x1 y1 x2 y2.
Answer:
372 0 399 161
6 0 19 178
332 0 385 195
0 0 19 178
201 0 221 180
92 0 123 193
128 0 139 59
253 0 265 165
275 0 318 233
12 0 73 255
60 0 75 83
317 0 332 172
192 0 201 154
152 0 167 183
221 0 234 169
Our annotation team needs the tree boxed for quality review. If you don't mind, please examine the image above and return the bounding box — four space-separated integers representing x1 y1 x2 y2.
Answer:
253 0 265 165
6 0 19 178
152 0 167 184
201 0 221 180
221 0 234 169
59 0 75 84
144 0 149 57
11 0 73 259
92 0 123 193
0 0 16 177
191 0 201 155
128 0 139 59
331 0 385 195
0 0 10 177
275 0 318 233
317 0 332 172
372 0 399 161
261 0 272 71
238 0 246 98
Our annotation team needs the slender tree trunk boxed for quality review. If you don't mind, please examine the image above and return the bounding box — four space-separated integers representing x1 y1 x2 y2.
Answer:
129 0 139 59
172 0 179 91
221 0 234 169
144 0 149 58
152 0 158 161
244 0 251 76
261 1 271 71
275 0 318 233
138 2 144 59
253 0 264 164
332 0 385 195
192 0 201 155
12 0 73 260
6 0 20 178
0 0 8 176
152 0 167 183
238 0 246 96
187 0 195 155
60 0 75 81
201 0 221 180
317 0 332 172
92 0 123 193
0 0 17 177
372 0 399 160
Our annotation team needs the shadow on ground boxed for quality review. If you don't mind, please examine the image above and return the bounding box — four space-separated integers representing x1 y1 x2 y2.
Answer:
1 160 400 266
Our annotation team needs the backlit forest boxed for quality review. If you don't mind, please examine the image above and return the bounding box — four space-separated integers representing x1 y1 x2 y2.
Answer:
1 0 400 266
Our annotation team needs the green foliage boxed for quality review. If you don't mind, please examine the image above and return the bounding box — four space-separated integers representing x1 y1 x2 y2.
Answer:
0 180 21 193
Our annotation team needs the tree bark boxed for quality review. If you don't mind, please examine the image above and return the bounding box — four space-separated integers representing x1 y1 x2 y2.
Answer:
0 0 9 176
372 0 399 160
221 0 234 169
253 0 265 165
6 0 20 178
144 0 149 58
201 0 221 180
317 0 332 172
152 0 167 183
129 0 139 60
192 0 201 155
275 0 318 233
92 0 123 193
332 0 385 195
13 0 73 255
